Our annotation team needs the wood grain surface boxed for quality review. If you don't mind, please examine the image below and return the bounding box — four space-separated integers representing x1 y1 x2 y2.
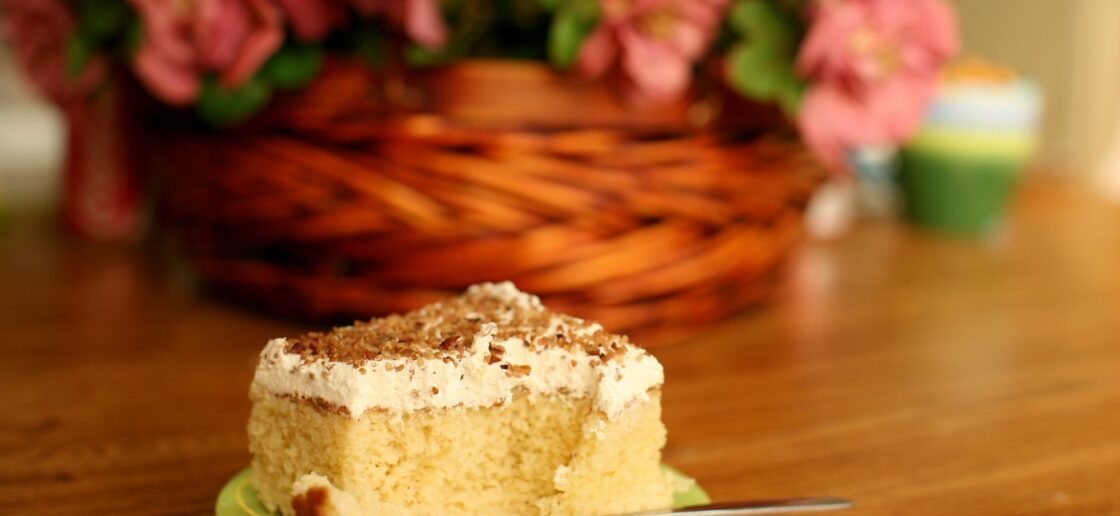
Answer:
1 180 1118 515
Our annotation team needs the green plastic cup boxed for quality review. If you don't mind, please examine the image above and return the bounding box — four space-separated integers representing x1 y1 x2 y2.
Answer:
898 128 1035 234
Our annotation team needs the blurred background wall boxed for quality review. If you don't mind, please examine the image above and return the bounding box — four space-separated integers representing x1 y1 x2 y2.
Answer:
3 1 1120 200
0 34 63 210
948 0 1120 176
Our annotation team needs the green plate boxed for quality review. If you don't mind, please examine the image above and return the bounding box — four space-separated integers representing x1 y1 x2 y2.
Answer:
216 464 710 515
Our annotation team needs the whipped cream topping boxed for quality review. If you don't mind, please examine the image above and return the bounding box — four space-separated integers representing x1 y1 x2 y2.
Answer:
252 283 664 420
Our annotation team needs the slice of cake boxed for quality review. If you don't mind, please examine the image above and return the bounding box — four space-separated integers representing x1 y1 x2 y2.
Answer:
248 282 671 515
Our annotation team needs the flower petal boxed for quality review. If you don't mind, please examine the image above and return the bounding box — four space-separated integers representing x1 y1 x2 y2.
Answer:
194 0 251 71
576 27 619 78
404 0 447 48
134 46 200 104
218 0 284 87
620 27 690 100
796 0 957 170
276 0 347 41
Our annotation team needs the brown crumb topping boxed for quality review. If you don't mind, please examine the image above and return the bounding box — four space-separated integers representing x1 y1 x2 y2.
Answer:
283 394 351 416
283 284 633 366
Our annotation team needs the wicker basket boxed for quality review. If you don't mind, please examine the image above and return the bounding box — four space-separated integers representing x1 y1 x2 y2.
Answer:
151 59 822 343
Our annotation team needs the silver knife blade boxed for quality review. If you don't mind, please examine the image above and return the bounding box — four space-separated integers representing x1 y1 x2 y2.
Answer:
620 497 854 515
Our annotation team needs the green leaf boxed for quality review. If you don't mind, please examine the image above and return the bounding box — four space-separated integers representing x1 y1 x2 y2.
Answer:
77 0 128 41
548 0 599 69
569 0 600 20
725 0 806 111
261 43 324 90
536 0 562 11
196 76 272 127
730 0 792 40
405 45 444 67
549 13 585 69
125 15 144 54
728 45 771 97
351 24 389 68
728 45 803 99
65 33 95 80
777 81 805 115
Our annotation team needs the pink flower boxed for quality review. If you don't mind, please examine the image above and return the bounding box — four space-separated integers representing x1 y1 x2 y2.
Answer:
1 0 107 105
349 0 447 48
576 0 728 101
797 0 959 169
130 0 284 105
275 0 349 41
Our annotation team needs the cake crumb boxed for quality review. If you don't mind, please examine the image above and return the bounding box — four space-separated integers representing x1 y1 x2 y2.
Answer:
438 335 461 350
291 486 327 516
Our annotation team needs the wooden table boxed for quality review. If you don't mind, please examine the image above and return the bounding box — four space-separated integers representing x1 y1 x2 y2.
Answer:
1 181 1118 515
